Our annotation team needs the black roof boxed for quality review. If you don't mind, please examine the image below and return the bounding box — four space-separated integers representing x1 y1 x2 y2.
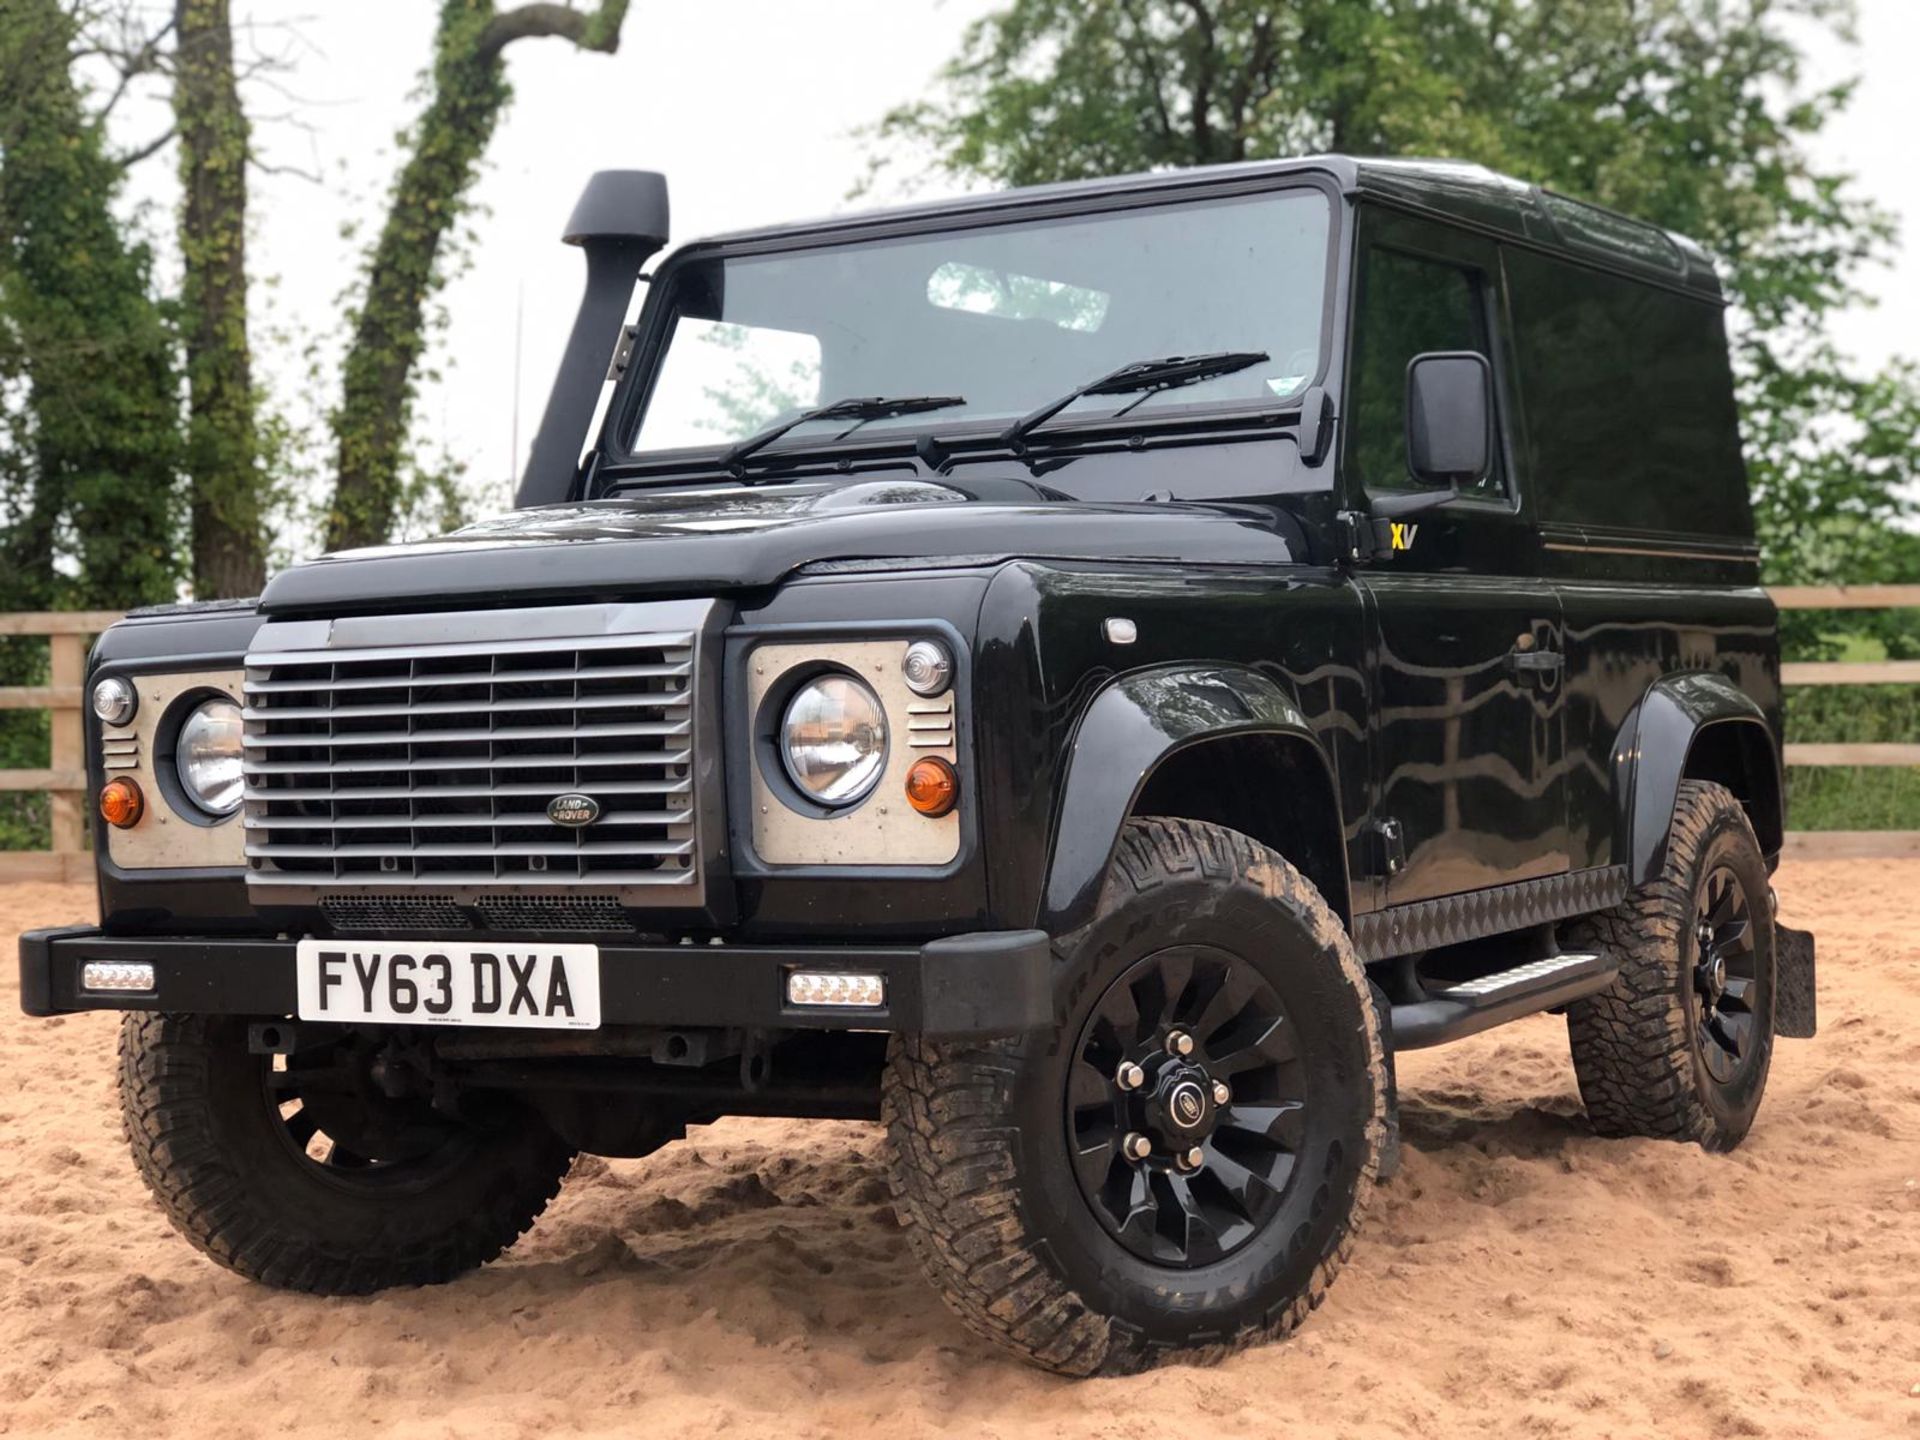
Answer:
699 155 1724 301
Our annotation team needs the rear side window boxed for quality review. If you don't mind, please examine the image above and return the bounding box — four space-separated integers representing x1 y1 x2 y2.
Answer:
1349 247 1504 498
1503 248 1750 539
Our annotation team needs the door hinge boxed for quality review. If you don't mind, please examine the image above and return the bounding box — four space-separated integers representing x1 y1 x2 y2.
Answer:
605 323 640 383
1338 511 1428 562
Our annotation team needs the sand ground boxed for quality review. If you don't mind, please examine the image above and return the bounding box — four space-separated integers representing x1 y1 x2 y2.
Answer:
1 859 1915 1438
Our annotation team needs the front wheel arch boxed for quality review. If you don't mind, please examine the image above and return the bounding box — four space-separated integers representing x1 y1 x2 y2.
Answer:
1039 665 1349 934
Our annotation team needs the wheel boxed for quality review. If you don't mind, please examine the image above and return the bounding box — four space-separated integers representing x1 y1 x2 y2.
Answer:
119 1013 576 1292
1564 779 1777 1151
883 817 1387 1376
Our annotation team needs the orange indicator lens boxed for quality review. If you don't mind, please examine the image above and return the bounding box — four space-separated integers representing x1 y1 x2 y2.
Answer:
904 757 958 818
99 777 144 829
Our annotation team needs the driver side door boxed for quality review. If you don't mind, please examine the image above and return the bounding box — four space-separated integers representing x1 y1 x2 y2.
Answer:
1345 211 1567 906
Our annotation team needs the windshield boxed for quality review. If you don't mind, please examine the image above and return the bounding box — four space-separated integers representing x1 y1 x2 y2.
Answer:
623 188 1332 459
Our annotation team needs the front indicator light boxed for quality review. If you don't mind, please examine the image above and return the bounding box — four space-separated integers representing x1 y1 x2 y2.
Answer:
904 756 958 817
99 777 144 829
81 961 155 993
786 971 886 1008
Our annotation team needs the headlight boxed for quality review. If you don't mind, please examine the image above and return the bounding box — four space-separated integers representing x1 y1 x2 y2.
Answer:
175 698 244 817
781 674 888 806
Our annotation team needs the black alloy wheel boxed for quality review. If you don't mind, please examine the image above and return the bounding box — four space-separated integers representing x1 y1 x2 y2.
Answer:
1065 944 1308 1266
121 1012 575 1293
266 1036 478 1186
1690 864 1760 1086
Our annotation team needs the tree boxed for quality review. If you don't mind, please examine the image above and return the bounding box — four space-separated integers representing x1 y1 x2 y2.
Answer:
874 0 1920 603
325 0 633 553
0 0 182 613
175 0 266 598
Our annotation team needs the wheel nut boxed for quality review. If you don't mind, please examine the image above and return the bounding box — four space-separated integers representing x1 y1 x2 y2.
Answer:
1116 1061 1145 1091
1123 1132 1151 1161
1211 1079 1231 1106
1178 1145 1204 1171
1165 1030 1194 1057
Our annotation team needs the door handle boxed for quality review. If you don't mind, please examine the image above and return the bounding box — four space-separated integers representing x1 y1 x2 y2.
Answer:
1508 645 1563 679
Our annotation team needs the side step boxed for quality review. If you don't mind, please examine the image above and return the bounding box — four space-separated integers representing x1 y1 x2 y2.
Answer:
1389 951 1617 1050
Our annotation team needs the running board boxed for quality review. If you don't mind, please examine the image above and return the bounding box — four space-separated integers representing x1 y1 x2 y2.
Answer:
1388 951 1617 1050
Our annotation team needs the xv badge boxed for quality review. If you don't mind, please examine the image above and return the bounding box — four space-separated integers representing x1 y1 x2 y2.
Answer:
1389 521 1419 552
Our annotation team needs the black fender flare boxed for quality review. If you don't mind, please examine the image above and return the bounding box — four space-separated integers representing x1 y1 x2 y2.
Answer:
1039 664 1341 934
1614 671 1783 887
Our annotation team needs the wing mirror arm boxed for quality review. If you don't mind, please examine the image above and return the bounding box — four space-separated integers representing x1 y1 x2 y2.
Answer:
1370 486 1458 520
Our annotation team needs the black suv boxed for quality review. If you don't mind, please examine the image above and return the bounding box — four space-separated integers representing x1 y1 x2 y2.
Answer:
21 157 1817 1376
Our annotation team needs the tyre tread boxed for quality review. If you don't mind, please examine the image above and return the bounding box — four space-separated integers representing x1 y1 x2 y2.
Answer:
119 1012 573 1294
882 816 1386 1376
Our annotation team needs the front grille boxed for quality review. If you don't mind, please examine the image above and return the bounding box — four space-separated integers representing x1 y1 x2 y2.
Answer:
319 893 640 935
243 615 702 898
321 895 474 933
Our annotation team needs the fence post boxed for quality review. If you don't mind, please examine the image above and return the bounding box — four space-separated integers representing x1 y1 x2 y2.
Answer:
48 632 85 872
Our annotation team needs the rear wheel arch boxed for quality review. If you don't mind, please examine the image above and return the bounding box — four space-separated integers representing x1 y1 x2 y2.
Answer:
1615 673 1784 885
1682 720 1783 860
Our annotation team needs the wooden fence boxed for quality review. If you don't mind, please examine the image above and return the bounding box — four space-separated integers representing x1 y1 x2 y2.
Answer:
1771 584 1920 858
0 611 123 883
0 588 1915 881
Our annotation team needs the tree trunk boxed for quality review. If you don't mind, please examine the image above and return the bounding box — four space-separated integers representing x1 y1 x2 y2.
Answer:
324 0 631 553
175 0 265 598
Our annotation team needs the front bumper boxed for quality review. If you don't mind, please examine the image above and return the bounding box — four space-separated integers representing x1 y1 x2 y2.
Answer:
18 926 1054 1040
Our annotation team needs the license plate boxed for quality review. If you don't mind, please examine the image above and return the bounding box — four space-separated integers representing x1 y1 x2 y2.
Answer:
294 940 602 1030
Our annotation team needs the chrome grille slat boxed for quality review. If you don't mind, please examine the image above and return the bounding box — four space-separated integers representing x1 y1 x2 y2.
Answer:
246 749 687 776
246 630 696 668
259 778 689 801
243 717 689 748
242 608 705 899
245 661 689 695
243 690 691 721
247 839 694 858
242 808 692 831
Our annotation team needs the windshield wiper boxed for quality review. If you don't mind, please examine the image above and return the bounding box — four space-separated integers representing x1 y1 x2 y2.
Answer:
720 394 966 472
998 351 1270 453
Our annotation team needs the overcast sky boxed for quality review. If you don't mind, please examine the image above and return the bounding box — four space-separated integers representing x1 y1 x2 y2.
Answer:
116 0 1920 535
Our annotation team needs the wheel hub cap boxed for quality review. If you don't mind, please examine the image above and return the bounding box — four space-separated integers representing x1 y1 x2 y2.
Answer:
1063 945 1309 1269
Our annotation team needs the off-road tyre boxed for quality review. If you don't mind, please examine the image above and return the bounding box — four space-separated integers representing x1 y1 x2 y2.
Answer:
120 1012 577 1292
883 817 1387 1376
1564 780 1777 1151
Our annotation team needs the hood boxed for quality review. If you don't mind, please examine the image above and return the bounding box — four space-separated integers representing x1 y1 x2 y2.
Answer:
259 481 1304 613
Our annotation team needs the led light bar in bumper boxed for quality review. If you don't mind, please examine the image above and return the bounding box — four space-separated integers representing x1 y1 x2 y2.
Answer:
786 970 886 1008
80 961 155 993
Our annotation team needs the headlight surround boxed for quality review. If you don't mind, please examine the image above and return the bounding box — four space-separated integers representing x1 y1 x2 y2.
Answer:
780 673 888 806
174 697 244 817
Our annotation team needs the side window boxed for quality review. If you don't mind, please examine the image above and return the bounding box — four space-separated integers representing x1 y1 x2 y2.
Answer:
1350 246 1503 498
1503 247 1751 539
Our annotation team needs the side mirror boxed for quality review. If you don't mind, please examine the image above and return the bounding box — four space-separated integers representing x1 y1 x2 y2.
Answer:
1405 351 1492 488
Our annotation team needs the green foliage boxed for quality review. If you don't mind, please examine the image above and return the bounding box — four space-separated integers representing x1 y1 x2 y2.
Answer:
0 0 184 613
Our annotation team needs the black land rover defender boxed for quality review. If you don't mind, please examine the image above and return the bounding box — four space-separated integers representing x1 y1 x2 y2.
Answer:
21 157 1817 1376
